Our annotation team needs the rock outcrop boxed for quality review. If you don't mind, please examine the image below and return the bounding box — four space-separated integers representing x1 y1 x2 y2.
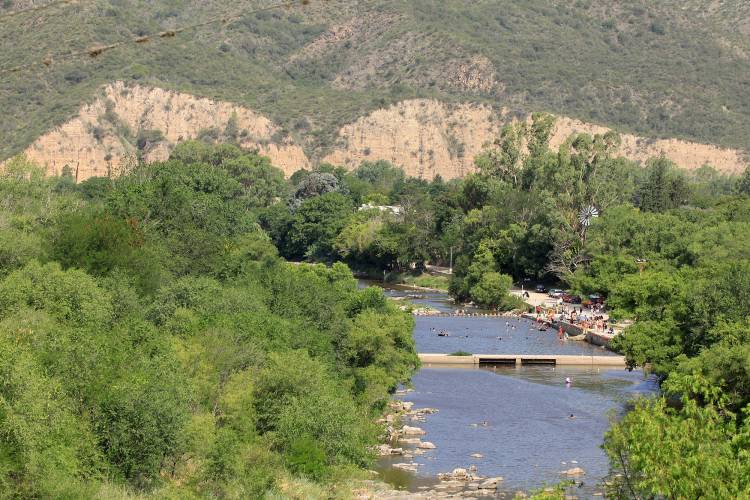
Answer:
325 100 748 178
15 82 749 182
21 82 309 181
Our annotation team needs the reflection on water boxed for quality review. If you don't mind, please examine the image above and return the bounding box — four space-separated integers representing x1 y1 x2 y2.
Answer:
381 366 656 496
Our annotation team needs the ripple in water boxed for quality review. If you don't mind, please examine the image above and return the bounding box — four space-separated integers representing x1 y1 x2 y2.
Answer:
381 366 656 496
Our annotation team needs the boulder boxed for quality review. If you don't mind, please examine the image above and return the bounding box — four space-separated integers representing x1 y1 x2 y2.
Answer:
478 477 503 489
402 425 426 436
399 437 422 444
418 441 436 449
560 467 586 476
438 467 482 482
376 444 391 456
393 463 418 472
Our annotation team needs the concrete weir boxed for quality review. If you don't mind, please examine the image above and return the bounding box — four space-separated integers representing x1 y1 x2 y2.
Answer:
418 353 627 367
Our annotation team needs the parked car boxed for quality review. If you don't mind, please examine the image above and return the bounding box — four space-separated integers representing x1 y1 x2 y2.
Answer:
588 293 604 304
562 293 582 304
548 288 565 298
535 284 547 293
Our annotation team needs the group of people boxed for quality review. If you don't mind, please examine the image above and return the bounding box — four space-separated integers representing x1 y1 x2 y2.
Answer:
565 308 614 333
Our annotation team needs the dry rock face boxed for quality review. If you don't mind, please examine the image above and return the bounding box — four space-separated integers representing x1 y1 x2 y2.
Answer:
326 100 748 178
324 99 499 179
22 82 309 181
16 82 748 182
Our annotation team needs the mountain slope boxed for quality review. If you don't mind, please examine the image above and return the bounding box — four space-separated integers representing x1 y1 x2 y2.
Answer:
1 0 749 165
21 82 746 181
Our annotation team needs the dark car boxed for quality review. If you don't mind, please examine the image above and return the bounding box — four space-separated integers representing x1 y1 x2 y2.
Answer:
562 293 582 304
589 293 604 304
535 284 547 293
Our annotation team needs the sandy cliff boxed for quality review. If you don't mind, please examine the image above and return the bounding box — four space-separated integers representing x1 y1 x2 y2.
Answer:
18 82 748 181
23 82 309 180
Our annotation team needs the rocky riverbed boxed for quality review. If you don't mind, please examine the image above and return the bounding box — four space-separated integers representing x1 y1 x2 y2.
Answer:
374 397 516 498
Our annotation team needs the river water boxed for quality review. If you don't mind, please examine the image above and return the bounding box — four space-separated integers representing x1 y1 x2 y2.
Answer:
369 282 657 497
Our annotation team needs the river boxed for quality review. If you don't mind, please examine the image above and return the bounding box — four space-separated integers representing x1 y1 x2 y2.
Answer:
368 281 657 497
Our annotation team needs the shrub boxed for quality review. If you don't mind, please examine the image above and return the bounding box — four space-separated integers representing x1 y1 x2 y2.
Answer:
285 435 328 480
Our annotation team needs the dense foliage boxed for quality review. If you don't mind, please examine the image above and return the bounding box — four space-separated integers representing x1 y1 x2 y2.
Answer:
0 152 418 497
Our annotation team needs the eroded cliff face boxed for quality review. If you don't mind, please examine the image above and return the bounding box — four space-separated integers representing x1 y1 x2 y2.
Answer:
550 117 747 174
323 100 501 179
17 82 748 181
23 82 309 180
325 100 748 178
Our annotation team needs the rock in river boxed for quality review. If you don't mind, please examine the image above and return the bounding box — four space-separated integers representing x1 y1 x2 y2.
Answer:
560 467 586 476
418 441 436 449
399 437 422 444
478 477 503 489
393 463 418 472
402 425 427 436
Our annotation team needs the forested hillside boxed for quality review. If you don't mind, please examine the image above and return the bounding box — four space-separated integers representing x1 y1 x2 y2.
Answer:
1 0 750 163
0 150 419 497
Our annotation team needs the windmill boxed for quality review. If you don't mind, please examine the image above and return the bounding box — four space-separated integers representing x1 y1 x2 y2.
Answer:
578 205 599 244
578 205 599 228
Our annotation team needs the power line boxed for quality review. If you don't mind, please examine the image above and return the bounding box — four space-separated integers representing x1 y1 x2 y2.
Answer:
0 0 82 20
0 0 311 75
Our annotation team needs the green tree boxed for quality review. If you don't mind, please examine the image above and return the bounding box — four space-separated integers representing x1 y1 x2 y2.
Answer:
469 271 515 310
289 192 353 260
739 165 750 196
605 395 750 499
638 156 690 212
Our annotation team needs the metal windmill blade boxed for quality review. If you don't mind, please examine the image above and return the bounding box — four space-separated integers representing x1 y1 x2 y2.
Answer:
578 205 599 227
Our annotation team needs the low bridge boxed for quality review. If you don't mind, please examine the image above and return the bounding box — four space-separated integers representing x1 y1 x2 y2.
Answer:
418 353 626 367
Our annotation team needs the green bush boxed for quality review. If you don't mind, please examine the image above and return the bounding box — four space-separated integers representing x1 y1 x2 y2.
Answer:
285 435 329 480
